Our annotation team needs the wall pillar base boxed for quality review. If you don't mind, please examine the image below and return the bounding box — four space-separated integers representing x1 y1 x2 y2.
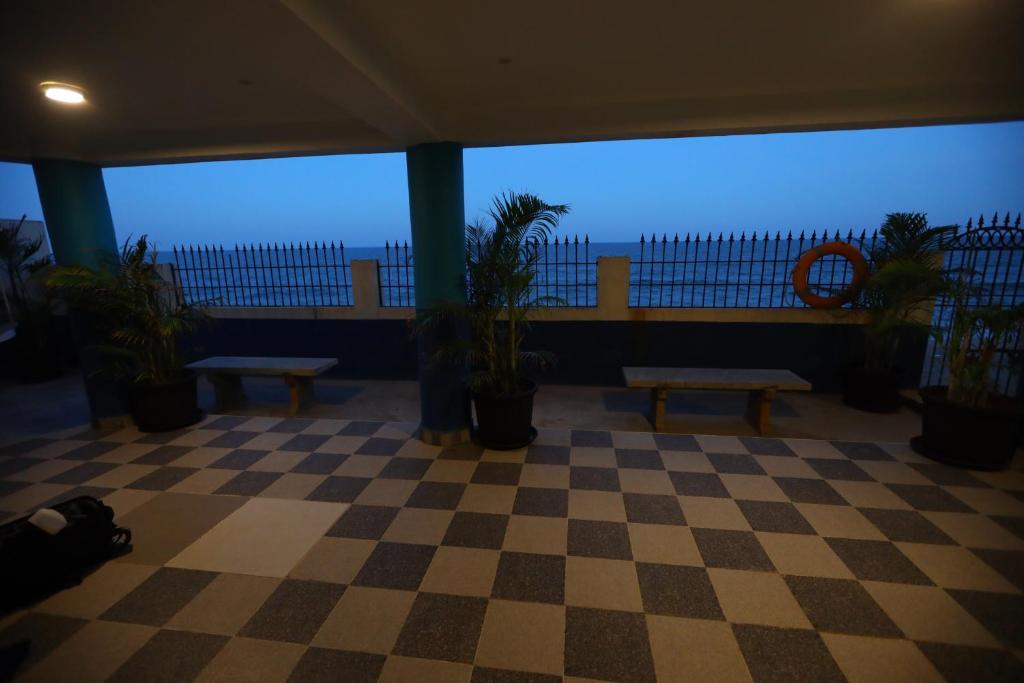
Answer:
419 426 471 447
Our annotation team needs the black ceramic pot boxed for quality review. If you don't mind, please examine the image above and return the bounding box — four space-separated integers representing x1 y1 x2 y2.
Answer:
130 371 201 432
473 380 538 450
912 386 1023 470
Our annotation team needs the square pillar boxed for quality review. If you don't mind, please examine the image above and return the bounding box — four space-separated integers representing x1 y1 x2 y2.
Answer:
406 142 470 445
32 159 128 428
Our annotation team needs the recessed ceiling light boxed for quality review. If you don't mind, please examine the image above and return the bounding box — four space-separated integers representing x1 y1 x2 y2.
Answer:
40 81 86 104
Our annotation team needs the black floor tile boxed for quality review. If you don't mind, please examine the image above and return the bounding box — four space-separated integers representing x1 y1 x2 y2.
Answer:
916 641 1024 683
732 624 844 683
393 592 489 663
636 563 723 619
615 449 664 470
286 648 386 683
886 484 975 513
691 528 775 571
405 481 467 510
564 606 655 682
45 461 117 485
0 438 52 457
136 428 192 445
512 487 568 518
291 452 347 475
784 575 902 637
829 441 894 461
379 457 433 480
443 511 509 549
60 441 120 461
327 505 400 540
525 445 570 465
239 579 346 643
804 458 873 482
269 418 316 434
471 667 561 683
972 548 1024 592
908 463 991 488
209 449 269 470
279 433 331 452
213 471 282 496
623 493 685 525
101 568 218 626
773 477 847 505
736 500 815 535
471 462 522 486
0 613 88 673
569 466 620 492
339 421 384 436
859 507 956 544
306 476 373 503
204 431 260 449
740 437 796 457
653 433 700 452
38 485 116 509
0 456 40 478
567 519 632 560
355 437 404 456
201 416 249 430
352 542 436 590
571 430 613 448
125 467 200 491
669 471 730 498
132 445 192 466
108 629 228 683
948 589 1024 649
991 515 1024 541
491 551 566 604
825 538 933 585
707 452 766 475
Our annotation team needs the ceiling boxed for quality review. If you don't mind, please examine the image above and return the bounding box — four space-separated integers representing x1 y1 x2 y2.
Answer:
1 0 1021 166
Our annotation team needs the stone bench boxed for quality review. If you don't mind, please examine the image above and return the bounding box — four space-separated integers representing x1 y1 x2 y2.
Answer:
622 367 812 435
185 356 338 416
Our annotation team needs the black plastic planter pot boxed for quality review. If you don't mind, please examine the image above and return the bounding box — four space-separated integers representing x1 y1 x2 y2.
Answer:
472 380 539 450
842 366 902 413
912 386 1023 471
130 371 202 432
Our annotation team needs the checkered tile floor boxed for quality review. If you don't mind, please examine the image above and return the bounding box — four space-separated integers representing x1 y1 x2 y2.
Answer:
1 415 1023 682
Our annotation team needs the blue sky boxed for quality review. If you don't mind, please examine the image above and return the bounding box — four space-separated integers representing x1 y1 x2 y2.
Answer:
1 121 1021 247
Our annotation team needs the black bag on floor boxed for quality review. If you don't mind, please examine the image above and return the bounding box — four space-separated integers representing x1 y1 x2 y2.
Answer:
0 496 131 610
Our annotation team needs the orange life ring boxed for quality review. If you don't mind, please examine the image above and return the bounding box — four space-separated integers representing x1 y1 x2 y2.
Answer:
792 242 869 309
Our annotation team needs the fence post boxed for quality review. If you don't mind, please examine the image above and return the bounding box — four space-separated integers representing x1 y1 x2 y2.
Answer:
154 262 183 308
597 256 630 320
351 259 381 315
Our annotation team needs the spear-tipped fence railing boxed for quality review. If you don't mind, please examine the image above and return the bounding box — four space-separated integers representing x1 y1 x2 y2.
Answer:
630 229 879 308
378 241 415 307
922 212 1024 397
381 234 596 308
171 242 351 307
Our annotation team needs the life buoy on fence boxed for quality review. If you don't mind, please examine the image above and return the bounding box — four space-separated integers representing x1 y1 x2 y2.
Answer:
792 242 869 309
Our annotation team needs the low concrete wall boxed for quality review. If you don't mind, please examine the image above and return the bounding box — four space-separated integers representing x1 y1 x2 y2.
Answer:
177 255 927 392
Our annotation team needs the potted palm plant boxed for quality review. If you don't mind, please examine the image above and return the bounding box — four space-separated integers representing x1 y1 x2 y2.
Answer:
421 192 568 449
0 216 62 383
845 213 952 412
913 284 1024 469
48 236 206 432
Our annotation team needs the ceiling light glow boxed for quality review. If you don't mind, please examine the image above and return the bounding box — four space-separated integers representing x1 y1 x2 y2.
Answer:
40 81 86 104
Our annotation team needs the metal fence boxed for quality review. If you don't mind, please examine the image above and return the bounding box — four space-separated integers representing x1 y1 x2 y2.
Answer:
630 230 878 308
171 242 352 306
378 235 596 308
921 213 1024 397
378 241 414 307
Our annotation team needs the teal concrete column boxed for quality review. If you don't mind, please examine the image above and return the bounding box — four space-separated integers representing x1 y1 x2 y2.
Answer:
32 159 126 427
406 142 470 445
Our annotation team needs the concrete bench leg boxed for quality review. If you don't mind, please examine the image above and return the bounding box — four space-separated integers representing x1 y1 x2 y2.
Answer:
284 374 317 416
649 387 667 431
745 388 776 435
210 374 247 412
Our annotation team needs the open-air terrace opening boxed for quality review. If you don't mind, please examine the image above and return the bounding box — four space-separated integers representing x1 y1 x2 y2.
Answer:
2 1 1024 682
